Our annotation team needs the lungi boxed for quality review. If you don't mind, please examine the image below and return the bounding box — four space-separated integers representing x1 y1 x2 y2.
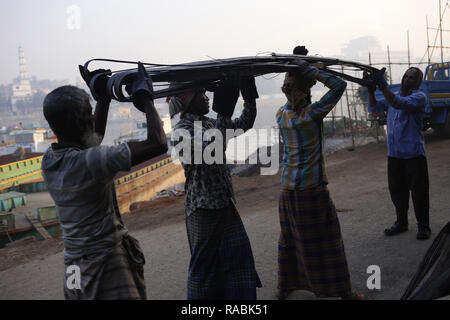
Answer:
63 235 147 300
186 203 262 300
278 186 352 298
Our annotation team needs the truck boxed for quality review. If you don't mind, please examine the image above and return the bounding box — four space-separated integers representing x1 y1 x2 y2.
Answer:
372 62 450 138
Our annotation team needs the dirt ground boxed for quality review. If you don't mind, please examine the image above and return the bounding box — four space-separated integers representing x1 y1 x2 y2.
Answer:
0 237 64 272
0 197 184 272
1 134 449 300
0 169 280 272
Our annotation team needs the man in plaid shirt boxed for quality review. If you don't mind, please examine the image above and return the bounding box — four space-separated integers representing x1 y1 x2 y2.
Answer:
276 59 364 300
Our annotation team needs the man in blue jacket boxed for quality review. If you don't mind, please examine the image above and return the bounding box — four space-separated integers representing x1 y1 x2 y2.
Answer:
368 67 431 240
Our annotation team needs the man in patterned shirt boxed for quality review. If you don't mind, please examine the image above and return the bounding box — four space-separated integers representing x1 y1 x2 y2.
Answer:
172 76 262 300
276 59 363 300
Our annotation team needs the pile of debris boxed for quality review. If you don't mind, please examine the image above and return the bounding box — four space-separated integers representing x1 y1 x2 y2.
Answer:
151 183 185 200
229 144 281 177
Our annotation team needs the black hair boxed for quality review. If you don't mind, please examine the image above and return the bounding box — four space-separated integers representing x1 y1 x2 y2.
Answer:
407 67 424 90
43 86 91 142
292 45 312 104
285 74 315 105
293 46 309 55
283 73 316 107
400 67 424 96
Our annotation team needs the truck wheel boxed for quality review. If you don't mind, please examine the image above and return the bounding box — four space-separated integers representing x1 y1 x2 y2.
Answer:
433 109 450 139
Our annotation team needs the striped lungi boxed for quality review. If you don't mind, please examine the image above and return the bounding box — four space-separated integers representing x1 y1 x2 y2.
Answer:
63 235 147 300
186 202 262 300
278 186 351 298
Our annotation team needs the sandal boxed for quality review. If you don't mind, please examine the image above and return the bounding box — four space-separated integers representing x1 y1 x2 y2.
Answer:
384 223 408 236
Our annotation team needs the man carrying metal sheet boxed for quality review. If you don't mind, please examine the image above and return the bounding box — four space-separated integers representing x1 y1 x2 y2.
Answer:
41 63 167 299
276 59 364 300
172 75 262 300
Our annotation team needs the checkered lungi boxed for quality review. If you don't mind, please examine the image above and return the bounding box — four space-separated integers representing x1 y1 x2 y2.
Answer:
278 186 352 298
186 202 262 300
63 235 147 300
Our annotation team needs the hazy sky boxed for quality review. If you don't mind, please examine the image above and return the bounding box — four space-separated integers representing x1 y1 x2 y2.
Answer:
0 0 448 85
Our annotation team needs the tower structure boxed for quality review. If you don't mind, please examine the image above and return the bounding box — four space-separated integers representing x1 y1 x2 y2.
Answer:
11 46 33 113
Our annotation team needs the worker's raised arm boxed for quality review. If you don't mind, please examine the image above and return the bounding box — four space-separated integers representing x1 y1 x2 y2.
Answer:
372 68 397 105
125 63 168 166
361 71 378 108
79 67 112 144
386 91 427 111
308 70 347 121
361 71 388 114
93 99 110 143
368 90 377 108
215 75 258 135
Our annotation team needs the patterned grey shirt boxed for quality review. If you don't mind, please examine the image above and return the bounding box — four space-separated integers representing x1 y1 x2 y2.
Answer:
174 101 256 216
42 143 132 260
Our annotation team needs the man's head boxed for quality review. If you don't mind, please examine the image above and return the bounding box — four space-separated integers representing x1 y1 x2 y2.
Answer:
293 45 308 55
400 67 423 95
188 89 210 116
282 73 316 108
43 86 100 147
169 88 210 118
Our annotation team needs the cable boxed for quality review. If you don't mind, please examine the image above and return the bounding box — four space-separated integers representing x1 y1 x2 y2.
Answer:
256 52 274 56
261 73 282 80
84 54 379 103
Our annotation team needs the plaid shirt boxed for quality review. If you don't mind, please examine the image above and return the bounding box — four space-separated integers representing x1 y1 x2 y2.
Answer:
174 101 256 216
276 71 346 190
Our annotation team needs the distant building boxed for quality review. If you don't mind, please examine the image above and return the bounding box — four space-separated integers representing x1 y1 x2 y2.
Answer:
118 107 131 118
11 46 34 113
7 128 52 153
0 85 12 113
339 36 421 84
341 36 383 61
10 128 44 151
30 77 69 94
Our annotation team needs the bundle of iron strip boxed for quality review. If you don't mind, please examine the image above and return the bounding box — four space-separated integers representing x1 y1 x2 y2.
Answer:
80 53 379 103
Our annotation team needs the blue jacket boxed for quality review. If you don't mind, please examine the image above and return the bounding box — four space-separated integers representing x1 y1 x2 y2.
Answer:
369 90 427 159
